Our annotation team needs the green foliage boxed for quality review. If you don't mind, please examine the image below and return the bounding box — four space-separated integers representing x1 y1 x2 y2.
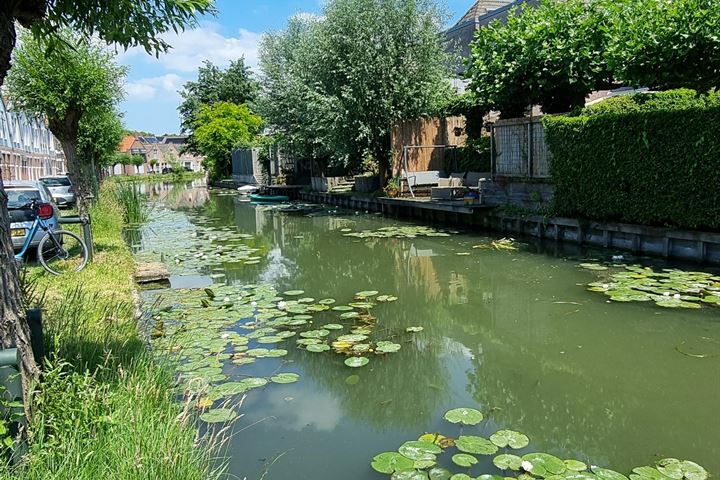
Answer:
582 89 720 116
27 0 215 56
110 182 149 225
179 59 258 154
192 102 263 180
606 0 720 91
7 29 126 218
454 137 491 173
544 92 720 229
258 0 454 175
468 0 613 116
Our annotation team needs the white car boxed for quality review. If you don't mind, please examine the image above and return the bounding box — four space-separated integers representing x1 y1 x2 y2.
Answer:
6 180 61 250
39 175 76 207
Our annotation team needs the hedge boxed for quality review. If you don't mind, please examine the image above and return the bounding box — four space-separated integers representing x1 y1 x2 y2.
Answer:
544 96 720 230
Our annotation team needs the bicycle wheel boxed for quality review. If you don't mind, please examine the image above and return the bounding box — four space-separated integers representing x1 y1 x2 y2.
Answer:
38 230 89 275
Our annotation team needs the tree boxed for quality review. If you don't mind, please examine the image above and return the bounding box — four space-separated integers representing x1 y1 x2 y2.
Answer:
179 59 259 154
149 158 158 173
606 0 720 91
130 154 145 174
8 29 126 219
258 16 336 169
468 0 614 116
0 0 214 420
77 107 125 194
258 0 453 180
192 102 263 180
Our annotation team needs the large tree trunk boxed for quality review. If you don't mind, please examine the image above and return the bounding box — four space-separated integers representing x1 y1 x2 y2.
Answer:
60 139 93 221
0 0 40 421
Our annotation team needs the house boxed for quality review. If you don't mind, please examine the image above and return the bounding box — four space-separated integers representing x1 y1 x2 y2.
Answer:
0 97 64 181
112 135 204 175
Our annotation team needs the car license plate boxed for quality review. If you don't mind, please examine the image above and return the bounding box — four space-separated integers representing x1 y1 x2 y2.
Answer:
11 228 26 238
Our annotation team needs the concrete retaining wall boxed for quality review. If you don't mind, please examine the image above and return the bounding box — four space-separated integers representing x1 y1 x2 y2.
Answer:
479 178 554 208
296 191 720 265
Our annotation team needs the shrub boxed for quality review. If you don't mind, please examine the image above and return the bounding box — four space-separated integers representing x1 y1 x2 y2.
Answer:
606 0 720 92
544 93 720 230
582 89 720 116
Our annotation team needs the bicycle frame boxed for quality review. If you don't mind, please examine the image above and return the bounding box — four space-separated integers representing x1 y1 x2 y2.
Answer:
14 215 52 261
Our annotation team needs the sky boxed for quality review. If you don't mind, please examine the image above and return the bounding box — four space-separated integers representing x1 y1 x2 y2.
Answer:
118 0 472 135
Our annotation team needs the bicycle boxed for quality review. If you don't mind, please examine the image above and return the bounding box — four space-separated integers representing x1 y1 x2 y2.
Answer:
13 200 89 275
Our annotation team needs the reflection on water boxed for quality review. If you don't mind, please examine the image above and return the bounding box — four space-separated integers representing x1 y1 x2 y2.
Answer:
137 186 720 480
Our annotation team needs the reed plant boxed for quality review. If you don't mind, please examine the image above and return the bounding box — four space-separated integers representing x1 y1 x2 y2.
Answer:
110 181 150 225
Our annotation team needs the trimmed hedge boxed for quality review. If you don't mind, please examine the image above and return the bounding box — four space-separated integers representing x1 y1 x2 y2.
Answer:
544 96 720 230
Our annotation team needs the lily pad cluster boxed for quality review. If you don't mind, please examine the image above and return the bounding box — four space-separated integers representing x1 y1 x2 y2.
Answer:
135 208 266 274
370 407 709 480
343 225 454 239
582 264 720 308
147 283 410 425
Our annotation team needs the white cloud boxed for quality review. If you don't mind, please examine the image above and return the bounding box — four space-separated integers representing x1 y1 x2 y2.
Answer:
119 22 262 73
124 74 183 101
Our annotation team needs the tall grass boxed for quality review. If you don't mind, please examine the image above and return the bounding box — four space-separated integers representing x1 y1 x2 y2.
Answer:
110 182 150 225
1 189 225 480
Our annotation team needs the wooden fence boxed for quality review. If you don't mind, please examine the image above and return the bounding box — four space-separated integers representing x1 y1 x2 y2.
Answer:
391 116 467 174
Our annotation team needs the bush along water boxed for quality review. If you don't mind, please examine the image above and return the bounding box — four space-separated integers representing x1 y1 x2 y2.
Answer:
370 407 710 480
543 89 720 230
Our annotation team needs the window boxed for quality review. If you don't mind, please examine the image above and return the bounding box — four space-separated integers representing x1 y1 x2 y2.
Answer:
40 177 71 187
7 188 41 207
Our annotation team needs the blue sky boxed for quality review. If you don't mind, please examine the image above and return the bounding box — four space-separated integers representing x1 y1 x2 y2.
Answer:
118 0 472 134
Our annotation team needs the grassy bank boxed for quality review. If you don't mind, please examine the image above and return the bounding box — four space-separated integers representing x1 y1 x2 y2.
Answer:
1 185 221 479
110 171 205 184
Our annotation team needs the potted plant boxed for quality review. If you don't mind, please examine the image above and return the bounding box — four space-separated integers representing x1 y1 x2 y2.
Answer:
383 177 401 198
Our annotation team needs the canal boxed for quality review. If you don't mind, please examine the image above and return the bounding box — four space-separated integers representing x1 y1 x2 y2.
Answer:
133 184 719 479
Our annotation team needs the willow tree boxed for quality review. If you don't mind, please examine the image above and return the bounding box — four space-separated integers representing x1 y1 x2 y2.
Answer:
259 0 454 179
8 30 126 217
0 0 214 413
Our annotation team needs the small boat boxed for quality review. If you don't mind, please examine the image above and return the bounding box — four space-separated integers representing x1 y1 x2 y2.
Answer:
249 194 290 203
237 185 259 195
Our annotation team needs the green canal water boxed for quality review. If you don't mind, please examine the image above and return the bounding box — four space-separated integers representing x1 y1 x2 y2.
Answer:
133 185 719 479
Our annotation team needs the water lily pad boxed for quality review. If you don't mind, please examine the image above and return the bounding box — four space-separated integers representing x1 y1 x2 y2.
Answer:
200 408 237 424
428 468 452 480
306 343 330 353
392 470 430 480
271 373 300 384
319 298 336 305
452 453 478 467
283 290 304 296
490 430 530 449
207 382 250 399
591 467 629 480
406 326 424 333
494 454 523 470
522 453 566 477
565 460 588 472
398 441 442 461
450 474 473 480
444 407 484 425
377 295 398 302
371 452 415 474
246 348 271 357
323 323 344 330
455 435 498 455
340 311 360 319
345 374 360 385
332 306 354 311
297 338 322 346
375 341 402 353
239 377 268 389
337 334 369 343
232 357 255 366
656 459 707 480
356 290 379 297
345 357 369 368
300 329 330 338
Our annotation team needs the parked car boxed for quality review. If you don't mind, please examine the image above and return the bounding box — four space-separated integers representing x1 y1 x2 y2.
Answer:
39 175 76 207
6 180 61 250
161 167 171 174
